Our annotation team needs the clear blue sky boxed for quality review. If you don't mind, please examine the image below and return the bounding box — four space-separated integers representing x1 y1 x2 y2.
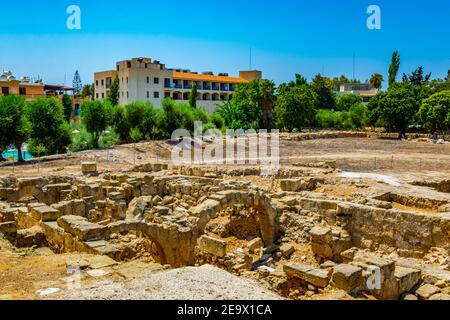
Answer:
0 0 449 87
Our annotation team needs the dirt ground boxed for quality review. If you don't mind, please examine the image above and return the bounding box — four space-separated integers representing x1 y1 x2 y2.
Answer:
1 136 449 180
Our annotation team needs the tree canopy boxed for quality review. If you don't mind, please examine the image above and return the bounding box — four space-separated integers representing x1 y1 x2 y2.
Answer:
80 100 113 148
388 50 401 88
26 98 71 155
418 90 450 134
274 85 317 131
311 74 337 110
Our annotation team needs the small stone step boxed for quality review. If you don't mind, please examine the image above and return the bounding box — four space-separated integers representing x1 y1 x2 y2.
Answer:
283 263 331 288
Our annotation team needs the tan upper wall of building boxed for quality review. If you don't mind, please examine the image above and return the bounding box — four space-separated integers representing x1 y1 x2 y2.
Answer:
239 70 263 82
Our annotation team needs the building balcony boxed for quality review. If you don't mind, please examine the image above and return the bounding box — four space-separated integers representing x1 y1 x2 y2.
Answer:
212 86 220 91
203 85 212 90
183 84 192 89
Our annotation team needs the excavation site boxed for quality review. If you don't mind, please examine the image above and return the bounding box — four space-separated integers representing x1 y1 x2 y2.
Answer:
0 132 449 300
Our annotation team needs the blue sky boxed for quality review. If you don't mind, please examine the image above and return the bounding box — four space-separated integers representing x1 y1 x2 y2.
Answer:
0 0 449 86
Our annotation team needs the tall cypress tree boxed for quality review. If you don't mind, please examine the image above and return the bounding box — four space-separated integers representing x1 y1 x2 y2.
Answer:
189 82 198 108
108 76 120 106
388 51 401 89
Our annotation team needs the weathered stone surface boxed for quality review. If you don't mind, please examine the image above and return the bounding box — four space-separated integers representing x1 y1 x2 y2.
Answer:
31 205 62 222
198 235 227 258
310 226 332 244
57 215 107 241
403 294 418 300
428 293 450 300
0 221 17 234
81 162 98 175
331 264 363 291
247 237 263 253
15 227 47 248
280 243 295 258
395 266 421 295
416 284 441 299
283 263 331 288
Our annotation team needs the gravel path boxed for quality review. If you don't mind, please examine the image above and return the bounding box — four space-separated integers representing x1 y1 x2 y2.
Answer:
60 265 283 300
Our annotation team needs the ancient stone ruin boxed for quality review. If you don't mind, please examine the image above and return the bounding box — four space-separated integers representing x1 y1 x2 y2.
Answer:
1 160 449 300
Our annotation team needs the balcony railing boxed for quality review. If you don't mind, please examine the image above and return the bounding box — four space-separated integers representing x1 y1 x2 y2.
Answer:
212 86 220 90
183 84 192 89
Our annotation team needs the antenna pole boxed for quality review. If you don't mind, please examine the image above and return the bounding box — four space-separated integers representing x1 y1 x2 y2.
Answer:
353 53 356 80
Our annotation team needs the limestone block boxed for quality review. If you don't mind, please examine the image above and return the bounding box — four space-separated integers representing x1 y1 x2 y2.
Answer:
81 162 98 175
30 205 62 222
57 215 107 241
331 264 363 291
416 284 441 299
198 235 227 258
247 237 263 253
395 266 421 295
310 226 332 244
283 263 331 288
280 243 295 258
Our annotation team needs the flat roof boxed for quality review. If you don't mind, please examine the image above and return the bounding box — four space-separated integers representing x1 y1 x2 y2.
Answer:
172 71 248 84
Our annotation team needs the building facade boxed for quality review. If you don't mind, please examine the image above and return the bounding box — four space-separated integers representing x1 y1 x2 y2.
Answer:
94 57 262 113
339 83 378 104
0 71 46 101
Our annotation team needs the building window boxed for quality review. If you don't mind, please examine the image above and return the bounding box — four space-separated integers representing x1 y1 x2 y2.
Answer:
101 80 104 86
146 77 150 84
121 77 124 83
154 92 159 98
126 77 128 83
19 87 26 95
127 92 129 98
164 92 170 98
154 77 159 84
121 92 124 97
96 80 99 87
147 91 150 98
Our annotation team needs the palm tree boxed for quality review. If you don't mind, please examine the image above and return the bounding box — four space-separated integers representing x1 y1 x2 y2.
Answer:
370 73 384 90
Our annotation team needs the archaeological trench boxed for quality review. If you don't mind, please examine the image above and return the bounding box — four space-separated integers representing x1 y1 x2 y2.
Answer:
1 160 450 300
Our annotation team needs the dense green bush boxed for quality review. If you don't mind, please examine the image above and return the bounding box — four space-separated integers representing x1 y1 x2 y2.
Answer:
336 93 363 111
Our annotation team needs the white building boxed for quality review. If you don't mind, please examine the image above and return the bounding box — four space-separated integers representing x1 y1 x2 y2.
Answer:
94 57 262 113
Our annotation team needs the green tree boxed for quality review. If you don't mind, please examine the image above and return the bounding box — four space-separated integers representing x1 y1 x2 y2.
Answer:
61 94 73 122
274 85 317 131
26 98 71 155
112 106 130 143
189 82 198 108
402 66 431 86
417 91 450 135
81 84 94 99
367 83 419 139
370 73 384 89
331 75 351 91
336 93 363 111
388 51 401 88
80 100 113 148
107 76 120 106
311 74 337 109
223 80 275 129
125 102 158 139
0 95 30 162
